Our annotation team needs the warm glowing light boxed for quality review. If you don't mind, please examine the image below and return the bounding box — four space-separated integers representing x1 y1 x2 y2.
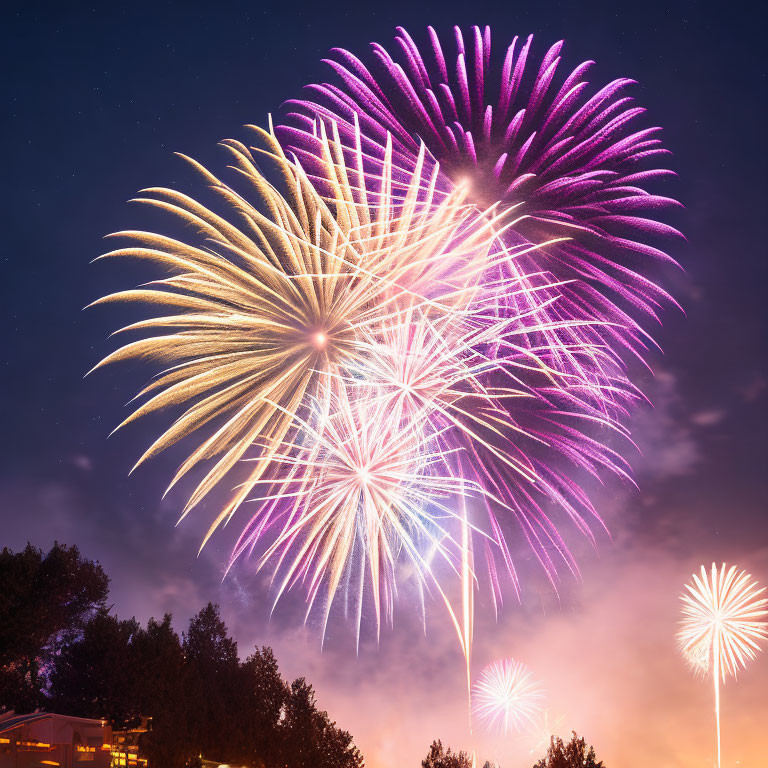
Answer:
678 563 768 768
472 658 545 735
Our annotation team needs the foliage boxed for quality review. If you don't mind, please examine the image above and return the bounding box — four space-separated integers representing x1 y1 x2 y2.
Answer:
0 542 109 711
237 647 286 763
422 740 472 768
50 609 141 726
133 615 190 768
532 732 604 768
280 677 363 768
182 603 242 761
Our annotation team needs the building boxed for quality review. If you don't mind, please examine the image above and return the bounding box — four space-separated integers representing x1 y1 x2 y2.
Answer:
110 719 150 768
0 711 112 767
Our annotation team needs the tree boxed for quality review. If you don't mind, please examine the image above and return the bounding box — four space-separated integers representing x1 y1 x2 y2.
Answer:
533 732 604 768
133 615 190 768
280 678 364 768
183 603 242 763
49 609 140 726
0 543 109 711
1 544 366 767
235 647 288 766
422 740 472 768
48 611 191 765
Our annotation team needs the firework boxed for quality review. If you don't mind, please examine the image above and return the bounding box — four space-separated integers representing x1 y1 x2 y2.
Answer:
93 108 634 614
472 658 545 735
89 30 685 760
230 378 479 643
90 123 493 550
93 31 679 668
275 25 685 606
280 25 682 368
678 563 768 768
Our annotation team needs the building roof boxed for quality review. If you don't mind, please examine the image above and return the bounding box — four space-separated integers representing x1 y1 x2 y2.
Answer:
0 712 106 735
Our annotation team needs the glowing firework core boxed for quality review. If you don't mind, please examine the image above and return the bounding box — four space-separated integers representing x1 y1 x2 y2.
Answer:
313 331 328 348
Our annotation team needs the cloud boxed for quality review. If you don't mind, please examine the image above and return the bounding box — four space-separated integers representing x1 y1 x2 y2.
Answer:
690 409 726 427
739 373 767 403
2 363 763 768
630 371 701 480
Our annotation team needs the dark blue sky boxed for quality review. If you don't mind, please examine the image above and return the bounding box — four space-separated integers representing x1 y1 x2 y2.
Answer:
2 2 766 764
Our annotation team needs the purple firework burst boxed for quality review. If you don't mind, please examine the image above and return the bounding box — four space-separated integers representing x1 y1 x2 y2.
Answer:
278 25 683 363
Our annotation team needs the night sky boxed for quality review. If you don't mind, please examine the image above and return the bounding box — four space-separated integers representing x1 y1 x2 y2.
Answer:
3 1 767 765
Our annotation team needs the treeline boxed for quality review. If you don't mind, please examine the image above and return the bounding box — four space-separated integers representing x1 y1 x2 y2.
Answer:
0 543 364 768
422 733 605 768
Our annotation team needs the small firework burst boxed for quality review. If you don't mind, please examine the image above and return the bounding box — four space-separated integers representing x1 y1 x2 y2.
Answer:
678 563 768 680
677 563 768 768
472 658 545 735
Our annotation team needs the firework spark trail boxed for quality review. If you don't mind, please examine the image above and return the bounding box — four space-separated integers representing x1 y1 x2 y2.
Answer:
287 118 639 428
223 272 626 651
229 380 485 645
678 563 768 768
472 658 545 736
528 710 566 756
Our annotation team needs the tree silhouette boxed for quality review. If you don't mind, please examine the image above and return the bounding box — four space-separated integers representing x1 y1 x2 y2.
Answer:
533 732 605 768
280 677 364 768
133 615 190 768
0 542 109 711
48 610 193 766
422 739 472 768
183 603 242 762
236 646 287 764
50 609 141 726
